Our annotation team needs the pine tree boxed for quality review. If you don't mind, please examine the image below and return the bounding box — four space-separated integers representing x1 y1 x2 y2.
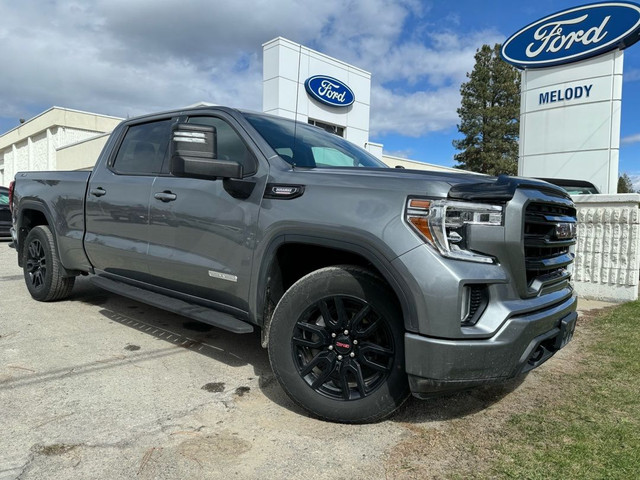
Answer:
618 173 635 193
453 44 521 176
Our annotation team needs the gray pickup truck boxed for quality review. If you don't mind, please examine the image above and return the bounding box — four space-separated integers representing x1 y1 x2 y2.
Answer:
9 106 578 423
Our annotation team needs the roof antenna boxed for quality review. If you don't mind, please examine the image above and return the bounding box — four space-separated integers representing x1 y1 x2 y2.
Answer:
291 42 303 170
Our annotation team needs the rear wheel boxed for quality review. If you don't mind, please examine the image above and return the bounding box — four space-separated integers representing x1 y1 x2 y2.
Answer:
268 265 409 423
23 226 75 301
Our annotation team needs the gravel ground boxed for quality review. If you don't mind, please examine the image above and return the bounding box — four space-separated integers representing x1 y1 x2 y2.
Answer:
0 239 614 479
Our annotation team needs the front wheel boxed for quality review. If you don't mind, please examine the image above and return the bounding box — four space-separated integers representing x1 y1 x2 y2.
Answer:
23 225 75 302
268 266 409 423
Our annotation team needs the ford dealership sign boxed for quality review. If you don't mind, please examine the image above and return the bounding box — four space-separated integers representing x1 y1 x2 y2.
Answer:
502 2 640 68
304 75 355 107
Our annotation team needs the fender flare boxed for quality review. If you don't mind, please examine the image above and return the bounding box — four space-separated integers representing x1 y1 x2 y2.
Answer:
251 233 419 333
15 199 76 276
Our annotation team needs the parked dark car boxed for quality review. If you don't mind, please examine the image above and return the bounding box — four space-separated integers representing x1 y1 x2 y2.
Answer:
0 186 12 238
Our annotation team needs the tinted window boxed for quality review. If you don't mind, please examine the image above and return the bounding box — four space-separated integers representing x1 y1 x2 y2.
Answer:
312 147 357 167
0 191 8 205
243 113 387 169
112 120 172 175
187 116 257 176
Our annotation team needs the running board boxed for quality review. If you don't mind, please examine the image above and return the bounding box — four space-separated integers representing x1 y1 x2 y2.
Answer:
90 276 254 334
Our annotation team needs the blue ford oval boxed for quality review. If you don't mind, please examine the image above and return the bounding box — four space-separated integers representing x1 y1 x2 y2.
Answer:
305 76 355 107
502 2 640 68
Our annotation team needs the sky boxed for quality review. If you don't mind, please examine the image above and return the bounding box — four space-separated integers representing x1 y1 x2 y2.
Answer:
1 0 639 186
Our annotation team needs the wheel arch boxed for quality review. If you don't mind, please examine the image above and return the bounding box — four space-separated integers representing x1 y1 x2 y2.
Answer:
16 200 55 267
15 200 77 276
253 234 418 342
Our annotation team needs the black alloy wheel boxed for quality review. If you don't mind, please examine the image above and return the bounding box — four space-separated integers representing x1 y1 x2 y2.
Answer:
292 295 395 401
25 238 47 291
22 225 75 301
268 265 409 423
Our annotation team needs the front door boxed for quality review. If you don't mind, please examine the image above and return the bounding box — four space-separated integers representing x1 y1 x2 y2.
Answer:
146 114 267 313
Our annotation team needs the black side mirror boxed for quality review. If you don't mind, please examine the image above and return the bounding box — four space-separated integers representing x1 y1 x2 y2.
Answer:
170 123 243 180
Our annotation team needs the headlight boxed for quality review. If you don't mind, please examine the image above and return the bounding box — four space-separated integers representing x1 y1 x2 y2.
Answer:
405 198 503 264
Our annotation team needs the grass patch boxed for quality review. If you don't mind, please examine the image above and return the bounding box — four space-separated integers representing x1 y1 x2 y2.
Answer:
489 302 640 479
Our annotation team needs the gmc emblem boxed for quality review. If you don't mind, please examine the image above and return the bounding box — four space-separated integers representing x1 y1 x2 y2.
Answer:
554 222 576 240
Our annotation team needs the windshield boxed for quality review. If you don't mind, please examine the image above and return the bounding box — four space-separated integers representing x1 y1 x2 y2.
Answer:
242 112 387 169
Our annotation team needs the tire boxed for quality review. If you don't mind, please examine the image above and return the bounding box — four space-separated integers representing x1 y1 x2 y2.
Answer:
268 265 409 423
22 225 75 302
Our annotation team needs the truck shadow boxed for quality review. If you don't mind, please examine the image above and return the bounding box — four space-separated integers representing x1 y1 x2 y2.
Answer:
391 377 527 424
70 276 527 423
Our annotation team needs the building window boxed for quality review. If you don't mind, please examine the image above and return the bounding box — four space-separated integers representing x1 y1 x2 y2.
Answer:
308 119 344 137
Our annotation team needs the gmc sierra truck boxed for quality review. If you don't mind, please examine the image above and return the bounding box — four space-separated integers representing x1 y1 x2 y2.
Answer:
9 106 578 423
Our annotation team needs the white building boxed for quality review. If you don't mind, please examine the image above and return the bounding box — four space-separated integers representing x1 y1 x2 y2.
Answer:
0 107 122 185
263 37 372 149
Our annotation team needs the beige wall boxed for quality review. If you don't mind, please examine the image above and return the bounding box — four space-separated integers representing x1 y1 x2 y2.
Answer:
57 133 111 170
381 154 466 173
0 107 121 185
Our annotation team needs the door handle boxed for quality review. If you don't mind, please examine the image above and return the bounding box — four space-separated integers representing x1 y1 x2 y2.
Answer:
90 187 106 197
154 191 177 202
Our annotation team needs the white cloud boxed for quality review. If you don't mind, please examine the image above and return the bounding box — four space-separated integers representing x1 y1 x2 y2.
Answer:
627 174 640 192
383 149 414 158
621 133 640 145
0 0 504 138
370 85 461 137
624 69 640 83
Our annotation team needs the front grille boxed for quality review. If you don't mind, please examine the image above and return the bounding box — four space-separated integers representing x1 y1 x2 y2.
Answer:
524 202 576 288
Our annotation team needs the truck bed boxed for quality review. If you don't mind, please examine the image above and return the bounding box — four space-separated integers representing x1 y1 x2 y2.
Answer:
13 170 92 272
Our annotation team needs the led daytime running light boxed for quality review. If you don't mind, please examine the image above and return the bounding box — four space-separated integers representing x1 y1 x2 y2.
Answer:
406 199 503 264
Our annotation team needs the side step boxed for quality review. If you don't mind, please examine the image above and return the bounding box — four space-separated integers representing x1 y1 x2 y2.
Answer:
90 276 254 334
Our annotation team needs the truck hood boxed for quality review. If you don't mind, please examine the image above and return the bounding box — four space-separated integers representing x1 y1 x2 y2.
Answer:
293 167 570 201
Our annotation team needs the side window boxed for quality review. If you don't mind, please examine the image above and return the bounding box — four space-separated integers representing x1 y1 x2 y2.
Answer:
112 120 172 175
187 116 257 176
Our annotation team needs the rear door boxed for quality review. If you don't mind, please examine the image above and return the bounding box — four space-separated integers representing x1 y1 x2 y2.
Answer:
146 113 268 312
84 118 174 281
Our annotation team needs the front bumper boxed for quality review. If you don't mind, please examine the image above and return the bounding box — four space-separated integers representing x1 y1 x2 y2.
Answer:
405 293 577 397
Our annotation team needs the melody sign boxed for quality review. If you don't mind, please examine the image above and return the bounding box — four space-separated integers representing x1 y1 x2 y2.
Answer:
501 2 640 68
304 76 355 107
539 84 593 104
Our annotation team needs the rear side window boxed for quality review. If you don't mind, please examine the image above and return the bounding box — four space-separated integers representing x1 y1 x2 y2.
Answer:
187 116 257 176
112 120 172 175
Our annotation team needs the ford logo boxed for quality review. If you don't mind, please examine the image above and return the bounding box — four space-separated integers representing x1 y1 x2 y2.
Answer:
501 2 640 68
304 75 355 108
